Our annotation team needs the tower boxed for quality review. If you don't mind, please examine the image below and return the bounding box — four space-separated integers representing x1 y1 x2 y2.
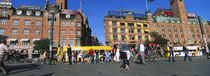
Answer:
170 0 188 24
56 0 67 9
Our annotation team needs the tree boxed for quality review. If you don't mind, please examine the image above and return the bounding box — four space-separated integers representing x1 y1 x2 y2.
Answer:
33 39 50 54
149 32 169 47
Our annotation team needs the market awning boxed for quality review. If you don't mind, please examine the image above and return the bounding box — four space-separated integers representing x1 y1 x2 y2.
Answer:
20 38 29 41
33 38 40 41
8 38 17 41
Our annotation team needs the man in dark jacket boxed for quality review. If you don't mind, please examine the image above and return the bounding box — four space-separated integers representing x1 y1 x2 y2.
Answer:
67 45 72 65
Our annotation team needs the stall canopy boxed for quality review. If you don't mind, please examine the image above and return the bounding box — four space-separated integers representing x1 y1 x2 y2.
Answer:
20 38 29 41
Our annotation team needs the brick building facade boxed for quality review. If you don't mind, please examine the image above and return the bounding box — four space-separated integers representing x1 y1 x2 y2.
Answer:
0 0 92 56
104 0 210 48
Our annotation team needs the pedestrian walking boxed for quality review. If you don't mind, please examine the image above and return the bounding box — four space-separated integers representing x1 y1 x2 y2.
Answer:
124 50 131 70
95 50 99 63
90 49 94 64
168 42 175 62
114 45 120 63
183 44 192 62
137 41 146 64
67 45 72 65
0 39 9 75
106 51 111 62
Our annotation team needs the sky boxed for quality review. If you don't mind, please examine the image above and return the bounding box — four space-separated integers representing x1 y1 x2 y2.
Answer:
10 0 210 45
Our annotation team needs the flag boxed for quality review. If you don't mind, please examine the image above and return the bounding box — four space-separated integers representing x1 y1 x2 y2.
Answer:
81 1 84 4
147 0 154 2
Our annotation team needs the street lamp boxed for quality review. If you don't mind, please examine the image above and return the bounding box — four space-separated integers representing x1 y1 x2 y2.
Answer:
46 4 60 65
198 16 210 59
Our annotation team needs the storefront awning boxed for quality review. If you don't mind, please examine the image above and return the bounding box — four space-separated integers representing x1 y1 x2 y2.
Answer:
20 38 29 41
33 38 40 41
137 23 142 25
8 38 17 41
144 29 150 32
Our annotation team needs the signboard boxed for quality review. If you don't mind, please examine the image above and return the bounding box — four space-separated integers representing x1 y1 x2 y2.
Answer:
162 11 174 16
187 13 196 18
61 9 79 15
18 5 41 10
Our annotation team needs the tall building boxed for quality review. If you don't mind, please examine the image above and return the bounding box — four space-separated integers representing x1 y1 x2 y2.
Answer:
104 10 151 48
0 0 92 56
104 0 210 48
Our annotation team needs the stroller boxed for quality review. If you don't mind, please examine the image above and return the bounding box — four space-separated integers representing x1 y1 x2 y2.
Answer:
20 49 31 63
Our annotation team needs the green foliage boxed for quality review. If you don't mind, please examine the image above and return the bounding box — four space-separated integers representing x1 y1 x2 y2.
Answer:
149 32 169 47
33 39 50 54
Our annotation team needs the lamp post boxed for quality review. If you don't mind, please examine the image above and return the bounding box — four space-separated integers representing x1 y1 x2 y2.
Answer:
46 4 59 65
198 16 210 59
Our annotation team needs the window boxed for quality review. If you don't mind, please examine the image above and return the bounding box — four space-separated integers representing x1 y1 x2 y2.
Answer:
24 29 30 35
120 23 125 26
112 21 117 26
25 20 31 25
77 23 81 27
66 22 70 26
137 23 141 27
138 36 142 40
76 38 80 45
70 38 74 45
113 28 117 33
13 19 19 25
70 30 74 35
36 20 41 26
129 35 135 40
10 41 17 45
170 36 173 42
113 34 118 40
2 10 8 14
71 21 74 26
35 11 41 16
143 24 148 27
22 41 29 45
186 31 189 35
62 30 66 34
121 29 125 33
16 10 22 15
1 19 7 24
66 14 71 18
12 29 18 35
168 26 171 32
106 35 109 40
62 21 65 26
77 31 81 36
26 11 32 15
137 29 141 33
61 38 66 45
144 30 149 34
121 35 125 41
185 26 188 29
48 29 54 34
0 28 6 35
35 29 40 35
145 36 149 40
128 23 134 27
129 28 134 33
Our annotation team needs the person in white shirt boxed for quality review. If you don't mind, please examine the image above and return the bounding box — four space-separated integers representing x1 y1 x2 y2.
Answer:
114 45 120 63
138 41 145 64
0 39 9 75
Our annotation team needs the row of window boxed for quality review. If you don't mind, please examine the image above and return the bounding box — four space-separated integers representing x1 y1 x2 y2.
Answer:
61 21 81 27
111 28 149 34
0 19 42 25
111 21 149 27
0 28 81 36
0 28 40 35
109 35 149 41
16 10 41 16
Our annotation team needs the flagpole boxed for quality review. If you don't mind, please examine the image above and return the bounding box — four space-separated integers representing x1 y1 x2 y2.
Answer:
80 1 82 10
146 0 148 11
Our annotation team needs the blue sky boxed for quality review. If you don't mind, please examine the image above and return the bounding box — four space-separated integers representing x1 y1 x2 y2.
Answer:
10 0 210 45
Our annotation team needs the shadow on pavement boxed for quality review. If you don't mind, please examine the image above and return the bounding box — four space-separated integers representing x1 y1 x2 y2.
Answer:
6 64 41 75
40 72 55 76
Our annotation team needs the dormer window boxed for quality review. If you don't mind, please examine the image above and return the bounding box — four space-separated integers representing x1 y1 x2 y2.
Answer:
66 14 70 18
35 11 41 16
26 11 32 15
16 10 22 15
